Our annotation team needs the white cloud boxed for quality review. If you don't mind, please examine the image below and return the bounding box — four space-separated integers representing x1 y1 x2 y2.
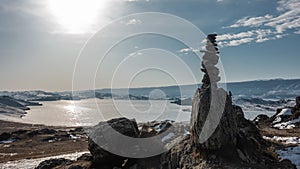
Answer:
229 14 273 28
226 0 300 45
294 30 300 34
256 38 271 43
124 19 142 25
129 52 143 57
217 29 285 47
179 48 192 53
178 47 200 53
217 31 254 41
124 0 150 2
221 38 254 47
229 0 300 33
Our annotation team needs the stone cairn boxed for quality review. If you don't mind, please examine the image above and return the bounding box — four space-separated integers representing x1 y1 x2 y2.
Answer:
190 34 238 150
200 34 221 89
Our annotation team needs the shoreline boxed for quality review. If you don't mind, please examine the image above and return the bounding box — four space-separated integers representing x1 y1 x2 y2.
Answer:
0 120 88 163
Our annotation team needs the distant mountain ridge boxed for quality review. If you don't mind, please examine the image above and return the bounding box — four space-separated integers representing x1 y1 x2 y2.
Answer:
96 78 300 99
226 79 300 99
0 78 300 101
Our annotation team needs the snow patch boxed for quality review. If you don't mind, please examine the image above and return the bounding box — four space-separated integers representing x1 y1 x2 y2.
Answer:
277 108 292 116
263 136 300 145
273 117 282 124
0 151 89 169
0 139 16 144
273 117 300 129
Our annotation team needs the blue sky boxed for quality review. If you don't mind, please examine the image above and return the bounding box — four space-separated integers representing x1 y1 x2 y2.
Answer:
0 0 299 91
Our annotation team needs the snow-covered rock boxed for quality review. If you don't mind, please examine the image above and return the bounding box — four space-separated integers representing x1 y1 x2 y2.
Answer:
278 108 292 116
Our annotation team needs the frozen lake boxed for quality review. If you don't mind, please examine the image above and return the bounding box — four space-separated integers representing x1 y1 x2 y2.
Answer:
0 98 276 127
21 99 192 126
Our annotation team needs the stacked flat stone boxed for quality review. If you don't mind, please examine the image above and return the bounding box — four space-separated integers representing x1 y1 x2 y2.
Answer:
190 34 239 151
201 34 220 89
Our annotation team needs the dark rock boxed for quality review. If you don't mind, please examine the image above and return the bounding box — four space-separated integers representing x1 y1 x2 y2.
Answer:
0 132 11 141
190 87 238 150
35 158 73 169
160 135 210 169
292 96 300 119
253 114 269 125
77 153 92 161
73 127 84 132
0 96 29 110
139 125 158 138
39 128 56 134
68 165 84 169
88 117 139 167
170 98 192 106
279 159 297 169
27 128 57 137
27 130 40 137
296 96 300 107
11 129 28 135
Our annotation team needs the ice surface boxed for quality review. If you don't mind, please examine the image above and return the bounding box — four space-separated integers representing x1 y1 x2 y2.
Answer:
277 146 300 169
0 151 89 169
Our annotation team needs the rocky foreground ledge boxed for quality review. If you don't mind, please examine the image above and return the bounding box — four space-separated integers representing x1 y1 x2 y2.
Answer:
33 113 296 169
1 102 298 169
32 94 300 169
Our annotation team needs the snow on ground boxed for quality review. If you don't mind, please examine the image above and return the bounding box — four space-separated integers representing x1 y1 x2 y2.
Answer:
273 117 282 124
277 146 300 169
277 109 292 116
272 109 293 124
263 136 300 145
273 117 300 129
0 151 89 169
0 139 16 144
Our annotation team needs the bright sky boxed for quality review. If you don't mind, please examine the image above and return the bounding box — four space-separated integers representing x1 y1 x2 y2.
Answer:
0 0 299 91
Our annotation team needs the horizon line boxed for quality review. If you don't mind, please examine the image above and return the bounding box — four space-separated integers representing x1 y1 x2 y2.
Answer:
1 77 300 93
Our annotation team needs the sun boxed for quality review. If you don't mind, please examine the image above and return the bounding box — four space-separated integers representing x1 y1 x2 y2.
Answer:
47 0 109 34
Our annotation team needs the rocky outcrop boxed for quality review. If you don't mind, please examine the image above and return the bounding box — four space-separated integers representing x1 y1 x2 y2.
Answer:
0 96 42 118
0 132 11 141
86 118 188 169
190 87 238 150
35 158 73 169
296 96 300 107
254 96 300 129
187 34 294 167
88 118 139 168
190 34 238 150
292 96 300 117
